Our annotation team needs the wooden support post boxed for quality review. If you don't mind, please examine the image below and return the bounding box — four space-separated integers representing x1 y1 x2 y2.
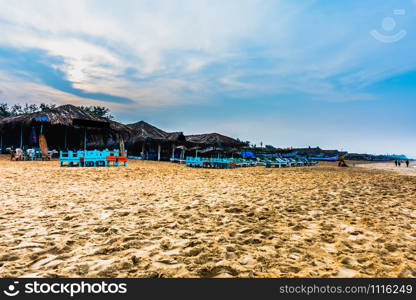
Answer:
172 144 175 160
64 127 67 149
84 128 87 151
141 143 145 159
157 144 161 161
20 126 23 149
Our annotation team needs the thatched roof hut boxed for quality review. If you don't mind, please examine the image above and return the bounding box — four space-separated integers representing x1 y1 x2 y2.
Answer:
185 133 244 147
125 121 186 160
0 104 133 150
0 104 107 127
127 121 168 142
165 132 186 142
0 104 245 158
126 121 185 144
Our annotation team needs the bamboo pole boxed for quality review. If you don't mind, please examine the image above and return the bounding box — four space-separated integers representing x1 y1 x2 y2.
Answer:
172 144 175 160
20 126 23 149
64 127 67 149
141 143 145 159
84 128 87 151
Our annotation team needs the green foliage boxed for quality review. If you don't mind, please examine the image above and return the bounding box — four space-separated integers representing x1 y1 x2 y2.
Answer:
0 103 11 118
78 105 114 119
39 103 57 112
0 101 113 120
10 103 39 115
236 138 251 146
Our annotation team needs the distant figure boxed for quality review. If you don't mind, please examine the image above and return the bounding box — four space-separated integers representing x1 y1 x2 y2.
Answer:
395 160 398 167
406 160 410 168
398 160 401 167
338 156 348 167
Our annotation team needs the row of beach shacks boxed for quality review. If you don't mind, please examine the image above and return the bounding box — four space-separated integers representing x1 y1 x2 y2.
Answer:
0 104 244 161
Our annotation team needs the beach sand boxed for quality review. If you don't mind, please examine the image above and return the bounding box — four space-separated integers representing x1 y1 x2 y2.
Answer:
357 161 416 177
0 155 415 278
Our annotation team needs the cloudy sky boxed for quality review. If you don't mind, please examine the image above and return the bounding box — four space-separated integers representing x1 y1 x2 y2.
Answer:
0 0 415 156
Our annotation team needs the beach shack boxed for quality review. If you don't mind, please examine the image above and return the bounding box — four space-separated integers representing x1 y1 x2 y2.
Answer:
184 133 245 158
127 121 186 161
0 104 133 152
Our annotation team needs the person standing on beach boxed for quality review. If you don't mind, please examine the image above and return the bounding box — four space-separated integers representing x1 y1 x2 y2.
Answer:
406 160 410 167
398 160 401 167
395 160 398 167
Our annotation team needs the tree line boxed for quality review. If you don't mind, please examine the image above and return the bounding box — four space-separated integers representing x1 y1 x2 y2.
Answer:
0 102 113 120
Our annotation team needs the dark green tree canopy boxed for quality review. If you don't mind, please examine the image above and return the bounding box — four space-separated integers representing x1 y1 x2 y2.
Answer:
0 102 113 120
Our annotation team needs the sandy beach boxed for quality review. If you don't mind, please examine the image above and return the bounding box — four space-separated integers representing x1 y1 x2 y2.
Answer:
357 161 416 177
0 156 415 278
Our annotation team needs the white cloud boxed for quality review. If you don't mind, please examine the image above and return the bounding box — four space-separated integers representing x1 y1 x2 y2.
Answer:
0 0 414 110
0 71 103 106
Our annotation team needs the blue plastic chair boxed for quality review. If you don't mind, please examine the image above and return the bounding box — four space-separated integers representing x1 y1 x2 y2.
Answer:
60 151 81 167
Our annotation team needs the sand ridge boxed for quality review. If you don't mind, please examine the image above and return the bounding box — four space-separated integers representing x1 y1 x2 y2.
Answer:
0 156 415 278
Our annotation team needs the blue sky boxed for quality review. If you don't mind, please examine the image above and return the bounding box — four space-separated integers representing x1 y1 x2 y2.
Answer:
0 0 415 157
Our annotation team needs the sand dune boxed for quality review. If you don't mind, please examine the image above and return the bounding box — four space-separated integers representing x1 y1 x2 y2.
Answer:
0 156 415 278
